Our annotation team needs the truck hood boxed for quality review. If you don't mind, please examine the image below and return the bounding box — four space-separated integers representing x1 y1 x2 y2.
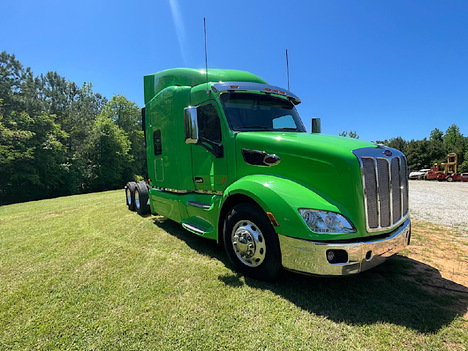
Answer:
236 132 375 163
235 132 377 234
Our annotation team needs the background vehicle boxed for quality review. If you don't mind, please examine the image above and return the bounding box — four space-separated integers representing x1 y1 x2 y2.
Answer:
125 68 411 280
425 153 467 181
408 169 431 180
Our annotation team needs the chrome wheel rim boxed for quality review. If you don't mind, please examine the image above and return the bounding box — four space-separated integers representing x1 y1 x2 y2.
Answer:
231 220 266 267
135 190 140 209
126 188 132 205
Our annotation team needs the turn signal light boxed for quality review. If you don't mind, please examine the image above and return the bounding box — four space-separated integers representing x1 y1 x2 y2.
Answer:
266 212 279 227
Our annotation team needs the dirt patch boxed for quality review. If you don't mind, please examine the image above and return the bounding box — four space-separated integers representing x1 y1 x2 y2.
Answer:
405 220 468 318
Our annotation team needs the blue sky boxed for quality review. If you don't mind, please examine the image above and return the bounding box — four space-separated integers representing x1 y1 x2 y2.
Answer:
2 0 467 142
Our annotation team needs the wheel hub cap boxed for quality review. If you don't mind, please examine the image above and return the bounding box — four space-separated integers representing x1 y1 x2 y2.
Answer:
135 191 140 209
231 220 266 267
126 189 132 205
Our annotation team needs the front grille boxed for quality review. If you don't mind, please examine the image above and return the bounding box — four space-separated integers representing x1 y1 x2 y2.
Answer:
353 147 409 232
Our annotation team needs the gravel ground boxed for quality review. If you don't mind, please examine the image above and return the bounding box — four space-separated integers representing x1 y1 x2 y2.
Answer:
409 180 468 233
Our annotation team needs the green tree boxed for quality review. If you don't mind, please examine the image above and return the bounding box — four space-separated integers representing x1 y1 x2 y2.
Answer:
0 51 25 116
460 149 468 173
0 110 35 203
83 114 131 191
405 139 431 171
443 124 465 165
427 128 446 165
101 95 146 179
29 113 68 199
429 128 443 142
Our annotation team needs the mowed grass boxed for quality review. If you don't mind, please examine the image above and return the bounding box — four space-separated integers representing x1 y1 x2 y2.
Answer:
0 190 467 350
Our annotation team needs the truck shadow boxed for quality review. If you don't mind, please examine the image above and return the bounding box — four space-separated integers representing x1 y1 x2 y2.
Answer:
153 217 468 333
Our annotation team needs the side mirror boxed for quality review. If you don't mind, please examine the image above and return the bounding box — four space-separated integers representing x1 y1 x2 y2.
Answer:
311 117 321 134
184 107 199 144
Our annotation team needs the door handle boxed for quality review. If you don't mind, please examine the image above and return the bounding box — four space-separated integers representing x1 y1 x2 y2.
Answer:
194 177 204 183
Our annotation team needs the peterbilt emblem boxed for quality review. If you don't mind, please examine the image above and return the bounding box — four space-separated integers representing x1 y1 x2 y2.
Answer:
384 150 393 157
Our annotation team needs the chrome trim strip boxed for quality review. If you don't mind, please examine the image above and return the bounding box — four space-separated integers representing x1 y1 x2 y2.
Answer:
188 201 211 209
155 187 190 194
154 187 223 196
279 218 411 276
374 157 381 228
211 81 301 105
389 158 394 226
195 190 223 196
182 223 205 235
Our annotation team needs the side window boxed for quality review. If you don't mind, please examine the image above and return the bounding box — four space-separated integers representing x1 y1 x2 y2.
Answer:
153 129 162 156
198 104 222 143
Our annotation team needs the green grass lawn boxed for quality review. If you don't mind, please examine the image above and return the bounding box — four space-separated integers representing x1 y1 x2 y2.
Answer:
0 190 467 350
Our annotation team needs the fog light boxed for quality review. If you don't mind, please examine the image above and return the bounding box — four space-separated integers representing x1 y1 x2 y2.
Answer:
326 249 348 264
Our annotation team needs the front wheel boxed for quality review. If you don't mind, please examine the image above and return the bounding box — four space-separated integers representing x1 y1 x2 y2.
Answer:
223 203 281 280
447 176 454 182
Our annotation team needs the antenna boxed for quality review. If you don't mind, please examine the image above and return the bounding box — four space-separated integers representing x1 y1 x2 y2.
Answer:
204 18 209 95
286 49 290 91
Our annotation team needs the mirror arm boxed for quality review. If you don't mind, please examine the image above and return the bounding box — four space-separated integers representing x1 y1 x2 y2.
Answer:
199 137 224 158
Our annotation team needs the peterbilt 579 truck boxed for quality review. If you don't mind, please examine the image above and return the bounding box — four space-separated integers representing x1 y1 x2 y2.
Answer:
125 68 411 280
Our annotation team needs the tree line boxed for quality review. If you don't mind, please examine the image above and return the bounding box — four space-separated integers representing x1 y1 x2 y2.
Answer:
2 52 467 205
0 52 145 205
342 126 468 172
376 125 468 172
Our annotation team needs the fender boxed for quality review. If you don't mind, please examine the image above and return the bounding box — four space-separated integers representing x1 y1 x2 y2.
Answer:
222 174 351 241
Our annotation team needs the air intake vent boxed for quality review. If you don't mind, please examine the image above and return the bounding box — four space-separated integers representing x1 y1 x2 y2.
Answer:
353 147 409 232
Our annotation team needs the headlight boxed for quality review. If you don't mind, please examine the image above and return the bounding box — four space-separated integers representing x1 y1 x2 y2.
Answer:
299 209 356 234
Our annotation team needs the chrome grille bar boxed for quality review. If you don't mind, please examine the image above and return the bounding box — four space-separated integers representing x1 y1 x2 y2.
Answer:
377 158 391 227
362 158 378 228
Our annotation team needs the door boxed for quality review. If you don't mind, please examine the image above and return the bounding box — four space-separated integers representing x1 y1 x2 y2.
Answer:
190 102 228 193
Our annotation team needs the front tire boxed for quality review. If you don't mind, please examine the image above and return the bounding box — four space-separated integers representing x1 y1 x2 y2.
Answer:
223 203 281 280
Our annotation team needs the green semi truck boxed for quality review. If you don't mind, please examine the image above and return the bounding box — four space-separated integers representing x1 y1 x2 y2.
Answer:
125 68 411 280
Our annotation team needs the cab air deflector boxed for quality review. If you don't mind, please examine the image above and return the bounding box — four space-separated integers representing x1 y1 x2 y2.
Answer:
211 82 301 105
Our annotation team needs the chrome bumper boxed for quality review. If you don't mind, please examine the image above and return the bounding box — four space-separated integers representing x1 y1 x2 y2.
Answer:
278 218 411 276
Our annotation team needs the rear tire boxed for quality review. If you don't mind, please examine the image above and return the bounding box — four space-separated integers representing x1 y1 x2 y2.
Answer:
223 203 281 281
135 181 150 215
125 182 137 211
447 176 454 182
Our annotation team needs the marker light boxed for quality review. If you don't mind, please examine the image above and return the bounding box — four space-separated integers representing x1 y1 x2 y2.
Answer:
299 209 355 234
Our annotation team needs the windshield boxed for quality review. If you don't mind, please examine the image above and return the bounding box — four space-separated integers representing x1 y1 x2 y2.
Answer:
220 92 306 132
